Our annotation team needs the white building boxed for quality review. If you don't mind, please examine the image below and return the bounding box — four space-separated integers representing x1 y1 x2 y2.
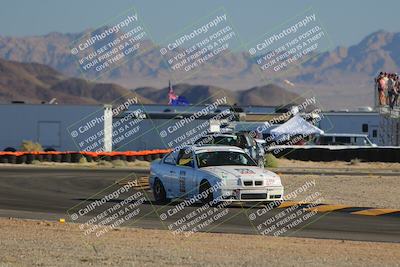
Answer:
1 103 398 151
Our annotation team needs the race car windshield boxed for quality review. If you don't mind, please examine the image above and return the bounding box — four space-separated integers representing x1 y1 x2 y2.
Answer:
196 151 257 168
195 136 238 147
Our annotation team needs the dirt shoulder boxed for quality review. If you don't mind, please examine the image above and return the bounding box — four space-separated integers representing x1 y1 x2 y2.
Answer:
277 158 400 171
0 218 399 267
281 174 400 209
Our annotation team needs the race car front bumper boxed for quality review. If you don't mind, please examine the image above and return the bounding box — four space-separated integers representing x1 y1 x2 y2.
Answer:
221 186 284 202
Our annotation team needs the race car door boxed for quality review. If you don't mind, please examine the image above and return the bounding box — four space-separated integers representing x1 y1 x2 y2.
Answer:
175 149 195 198
160 150 179 196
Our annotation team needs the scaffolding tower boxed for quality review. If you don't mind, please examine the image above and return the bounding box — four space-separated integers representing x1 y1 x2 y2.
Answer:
378 106 400 146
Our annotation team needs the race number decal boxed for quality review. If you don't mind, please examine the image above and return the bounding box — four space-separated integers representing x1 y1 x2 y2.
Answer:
234 168 255 175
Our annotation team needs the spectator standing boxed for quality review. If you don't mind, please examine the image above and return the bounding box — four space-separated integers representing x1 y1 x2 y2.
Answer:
388 74 396 108
377 72 387 105
391 75 399 108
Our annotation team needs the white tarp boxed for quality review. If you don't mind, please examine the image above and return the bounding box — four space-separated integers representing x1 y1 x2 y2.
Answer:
270 114 324 139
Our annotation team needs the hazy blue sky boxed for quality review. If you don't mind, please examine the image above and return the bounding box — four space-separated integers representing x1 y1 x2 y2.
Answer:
1 0 399 49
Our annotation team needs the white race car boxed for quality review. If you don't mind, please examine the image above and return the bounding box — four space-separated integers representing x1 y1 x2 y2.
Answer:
150 145 284 204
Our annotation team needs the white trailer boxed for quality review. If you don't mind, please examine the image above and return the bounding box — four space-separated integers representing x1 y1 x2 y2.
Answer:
0 104 112 151
318 111 380 145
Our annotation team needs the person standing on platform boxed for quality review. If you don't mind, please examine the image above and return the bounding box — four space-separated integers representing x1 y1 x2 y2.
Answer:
377 72 387 106
388 73 396 109
390 74 399 109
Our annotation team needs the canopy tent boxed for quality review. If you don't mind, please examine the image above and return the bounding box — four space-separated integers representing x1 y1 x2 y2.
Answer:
270 114 324 140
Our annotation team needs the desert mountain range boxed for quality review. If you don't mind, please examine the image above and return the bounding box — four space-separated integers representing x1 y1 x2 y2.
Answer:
0 30 398 108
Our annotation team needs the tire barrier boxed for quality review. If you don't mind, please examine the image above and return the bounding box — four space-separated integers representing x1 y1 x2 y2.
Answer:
34 154 43 162
52 154 62 162
84 155 93 162
268 146 400 162
1 147 398 164
17 155 26 164
26 154 34 164
395 148 400 162
70 153 82 163
61 153 71 163
0 149 172 164
111 155 120 161
102 155 111 162
126 156 136 162
7 155 17 164
43 154 52 162
0 156 7 164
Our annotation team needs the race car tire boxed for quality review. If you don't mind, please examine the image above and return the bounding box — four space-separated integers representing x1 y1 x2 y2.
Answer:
199 180 213 205
153 179 168 204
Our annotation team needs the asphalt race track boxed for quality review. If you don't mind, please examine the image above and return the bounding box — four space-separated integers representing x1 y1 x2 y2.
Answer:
0 167 399 243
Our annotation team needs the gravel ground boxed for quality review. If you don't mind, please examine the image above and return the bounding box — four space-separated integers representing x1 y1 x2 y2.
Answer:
277 158 400 170
0 218 399 267
280 173 400 209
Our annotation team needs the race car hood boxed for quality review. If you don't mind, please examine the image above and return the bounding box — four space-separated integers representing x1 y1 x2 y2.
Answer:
200 165 282 186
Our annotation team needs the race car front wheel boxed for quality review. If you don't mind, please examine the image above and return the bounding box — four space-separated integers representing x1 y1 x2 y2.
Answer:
153 179 168 204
